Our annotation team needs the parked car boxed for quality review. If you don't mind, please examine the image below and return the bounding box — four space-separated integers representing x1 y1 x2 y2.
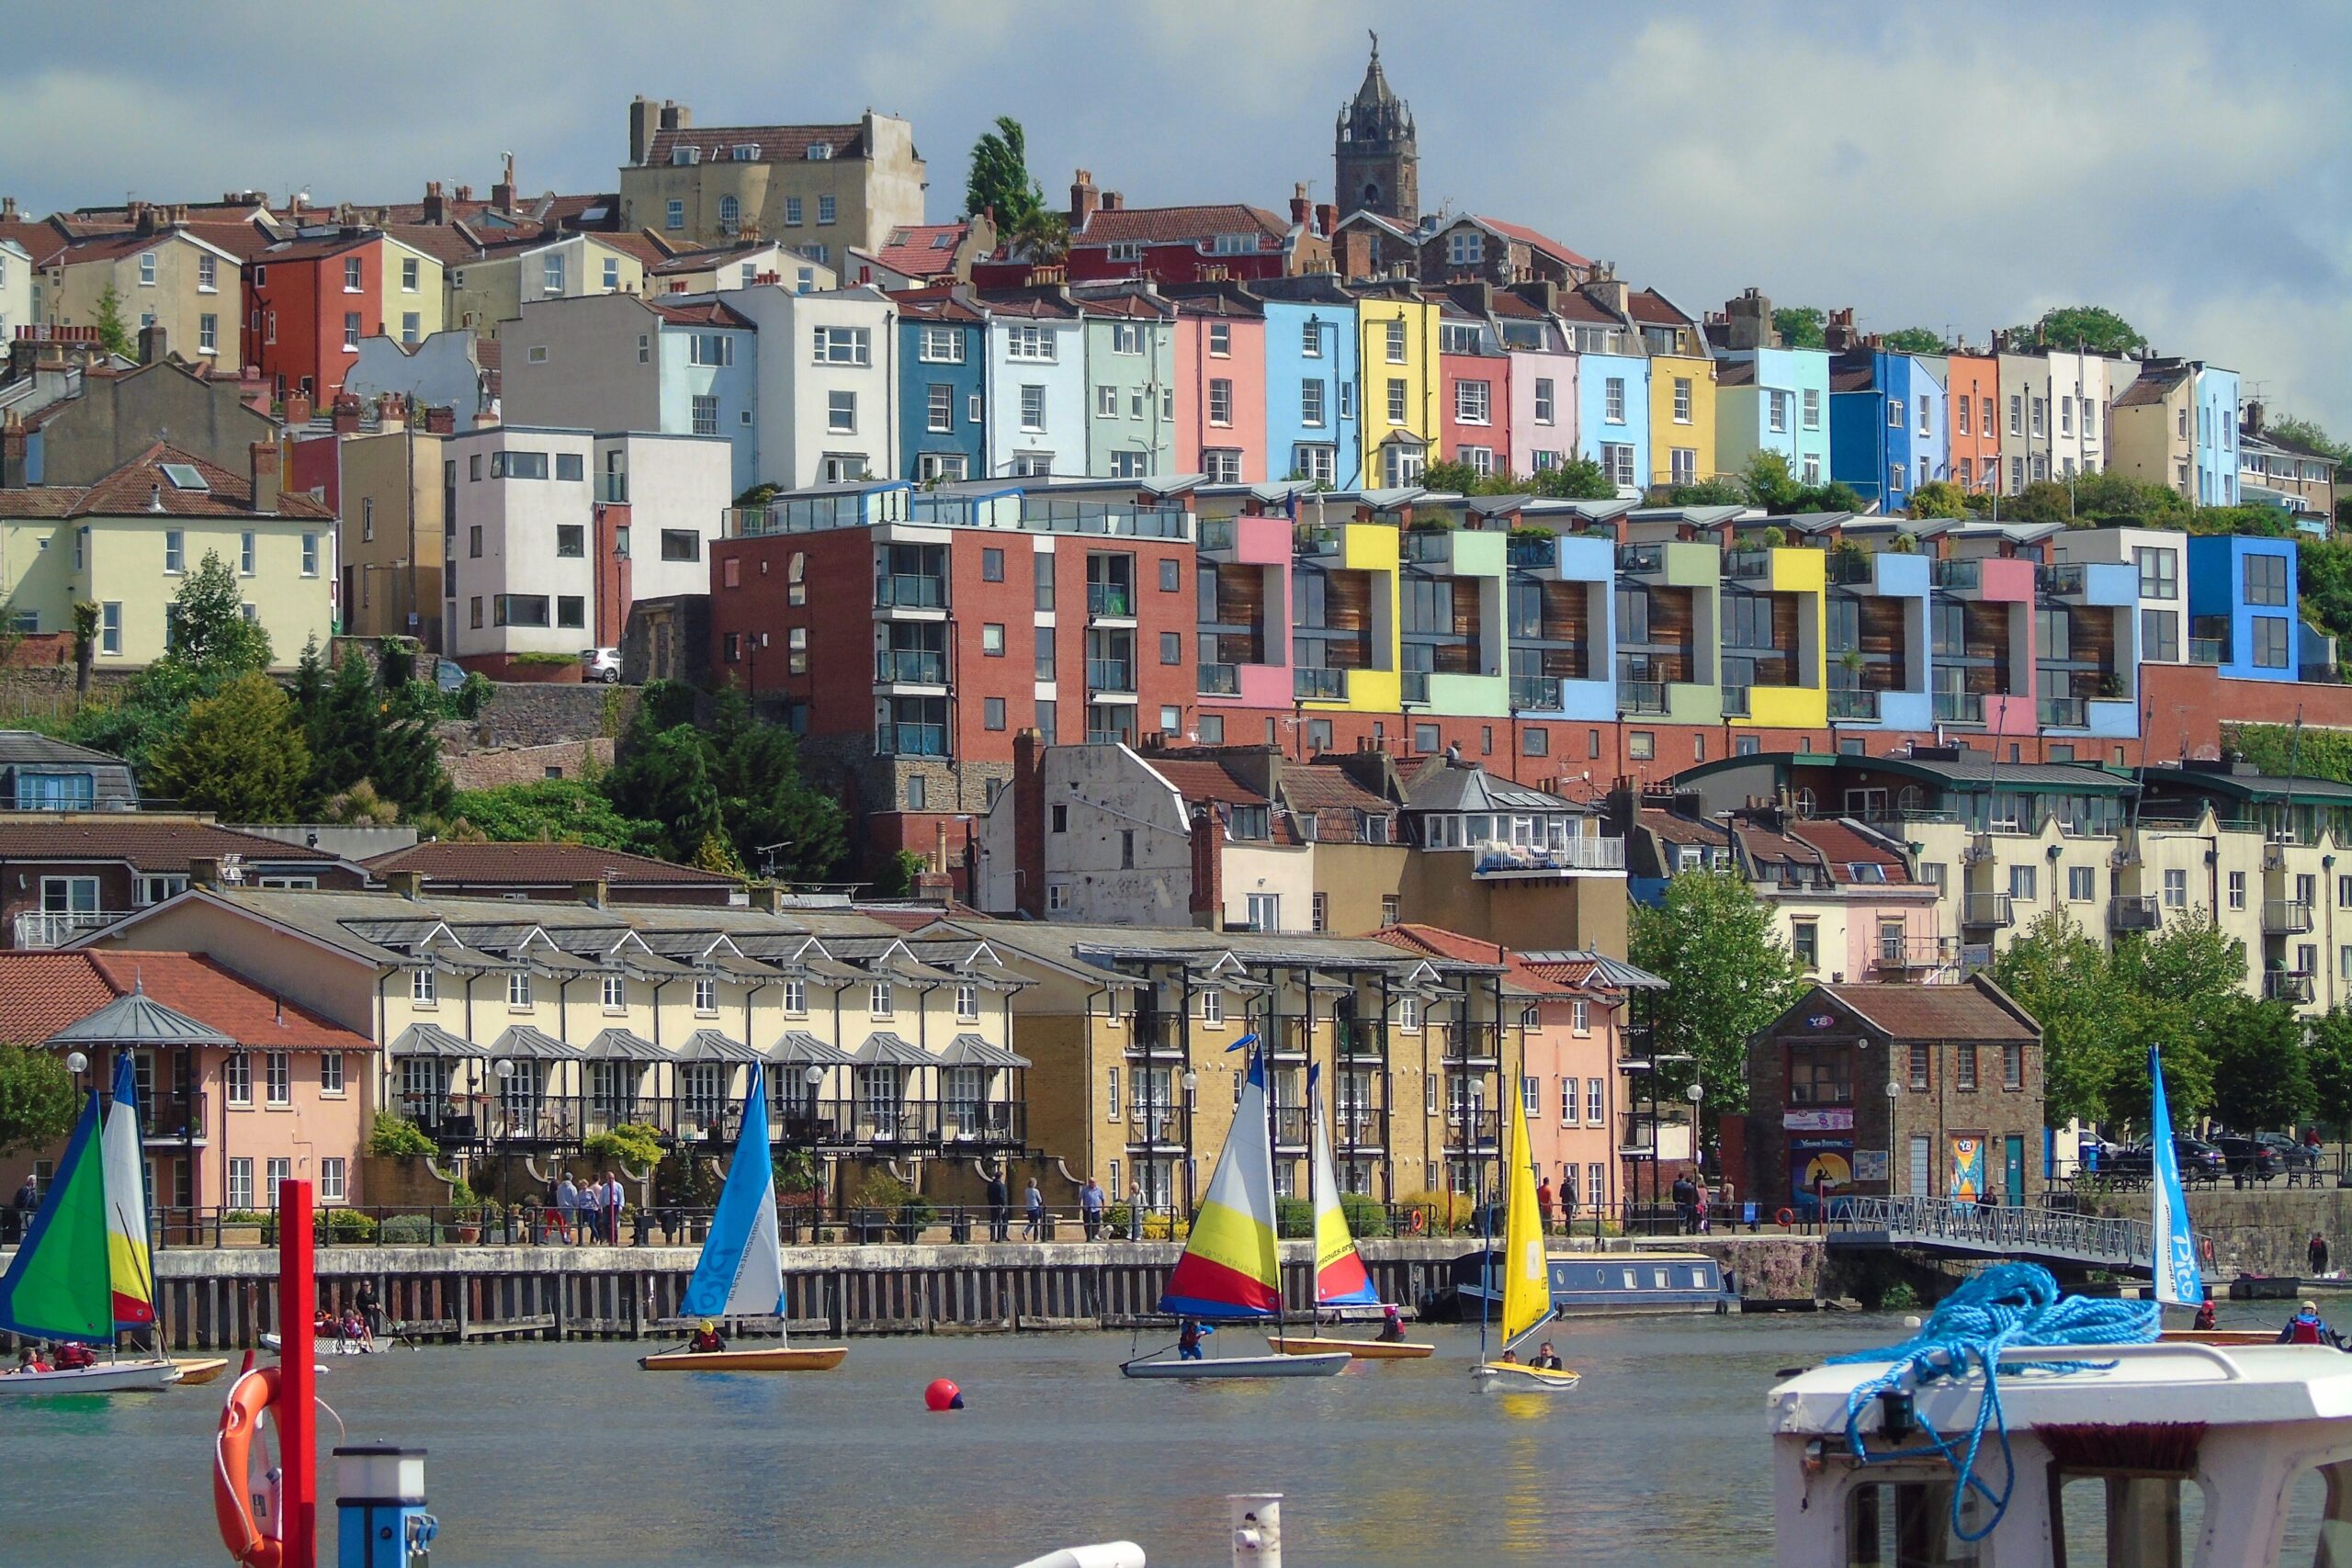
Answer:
582 648 622 683
2255 1131 2324 1179
2210 1134 2281 1181
2102 1138 2225 1187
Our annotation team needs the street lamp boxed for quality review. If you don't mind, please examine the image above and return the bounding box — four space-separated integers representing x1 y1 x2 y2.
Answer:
1685 1080 1705 1190
802 1065 828 1237
1181 1068 1199 1219
1469 1079 1487 1213
1885 1078 1903 1200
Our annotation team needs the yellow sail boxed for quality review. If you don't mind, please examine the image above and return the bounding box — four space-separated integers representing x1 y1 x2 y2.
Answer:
1498 1083 1549 1348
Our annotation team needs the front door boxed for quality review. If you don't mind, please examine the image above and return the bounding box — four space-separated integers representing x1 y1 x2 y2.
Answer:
2004 1136 2027 1206
1907 1134 1931 1199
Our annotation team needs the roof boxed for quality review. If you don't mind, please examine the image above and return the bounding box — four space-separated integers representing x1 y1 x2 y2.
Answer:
2114 365 2193 408
865 222 968 277
899 292 983 324
0 732 135 773
0 443 334 522
254 228 383 264
1782 819 1913 883
1374 924 1591 1000
648 239 783 276
365 841 739 889
1675 749 2134 798
1640 808 1729 848
0 817 341 871
1831 367 1877 392
0 216 73 267
1471 216 1589 270
1404 758 1589 815
1805 977 2038 1043
1148 757 1270 812
2138 765 2352 807
1281 762 1399 843
1626 288 1699 330
1713 360 1756 387
0 952 371 1053
45 986 235 1047
641 123 866 168
643 298 755 330
1075 204 1287 248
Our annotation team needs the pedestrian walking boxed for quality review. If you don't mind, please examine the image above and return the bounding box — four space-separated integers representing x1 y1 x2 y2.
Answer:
1536 1176 1555 1235
1023 1178 1045 1240
985 1167 1011 1242
1080 1178 1105 1240
1670 1172 1695 1235
2311 1232 2331 1279
555 1172 579 1245
9 1174 35 1244
1693 1179 1711 1235
603 1172 626 1246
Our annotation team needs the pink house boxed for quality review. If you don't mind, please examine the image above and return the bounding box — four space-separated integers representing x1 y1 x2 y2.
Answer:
1438 301 1510 480
1941 547 2040 736
1168 285 1267 484
1493 294 1578 478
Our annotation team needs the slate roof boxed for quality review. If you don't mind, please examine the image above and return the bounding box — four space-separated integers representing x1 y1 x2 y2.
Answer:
1716 360 1758 387
1784 818 1914 882
2113 365 2193 408
0 952 372 1053
1626 288 1699 328
365 841 738 889
0 216 79 266
1075 204 1286 247
1640 808 1729 848
1404 758 1589 815
0 816 341 869
1281 763 1398 843
898 292 983 324
0 443 335 522
1148 758 1268 810
1811 977 2038 1043
1473 217 1589 270
643 298 755 330
641 123 866 167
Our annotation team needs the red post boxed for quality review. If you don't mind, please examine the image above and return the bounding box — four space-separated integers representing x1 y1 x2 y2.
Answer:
277 1178 318 1568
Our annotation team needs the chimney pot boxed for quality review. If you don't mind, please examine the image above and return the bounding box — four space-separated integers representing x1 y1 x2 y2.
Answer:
249 440 280 515
571 877 608 908
189 857 222 890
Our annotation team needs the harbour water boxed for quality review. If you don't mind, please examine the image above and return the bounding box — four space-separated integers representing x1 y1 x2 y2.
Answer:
1 1302 2297 1567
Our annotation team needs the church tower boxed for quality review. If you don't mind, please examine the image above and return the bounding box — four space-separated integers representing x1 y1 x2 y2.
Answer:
1334 31 1418 222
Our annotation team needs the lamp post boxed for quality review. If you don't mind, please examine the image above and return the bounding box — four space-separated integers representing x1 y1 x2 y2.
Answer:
802 1065 827 1238
1685 1079 1705 1185
1885 1077 1903 1201
64 1049 89 1093
491 1059 514 1241
1468 1078 1486 1219
1181 1068 1199 1222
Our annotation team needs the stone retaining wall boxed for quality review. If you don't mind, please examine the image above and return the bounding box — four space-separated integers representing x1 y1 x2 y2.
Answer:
2092 1182 2352 1278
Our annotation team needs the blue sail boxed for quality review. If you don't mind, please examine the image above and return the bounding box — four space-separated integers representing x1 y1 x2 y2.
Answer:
680 1064 786 1320
2148 1045 2205 1308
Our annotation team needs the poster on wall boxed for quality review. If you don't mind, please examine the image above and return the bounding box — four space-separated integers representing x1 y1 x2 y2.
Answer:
1853 1149 1889 1183
1950 1134 1985 1201
1791 1136 1854 1206
1784 1107 1855 1132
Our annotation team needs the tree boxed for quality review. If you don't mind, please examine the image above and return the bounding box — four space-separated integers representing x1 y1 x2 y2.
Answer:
167 550 273 677
92 283 131 357
439 778 662 853
0 1043 77 1156
2010 306 2146 356
1906 479 1971 520
604 721 727 863
2205 995 2312 1133
1628 871 1803 1123
1882 327 1948 355
2269 417 2351 468
1772 306 1826 350
1659 478 1748 507
145 671 311 821
1526 456 1616 501
705 685 846 881
964 115 1046 230
2310 1010 2352 1133
1990 913 2128 1126
1007 206 1069 264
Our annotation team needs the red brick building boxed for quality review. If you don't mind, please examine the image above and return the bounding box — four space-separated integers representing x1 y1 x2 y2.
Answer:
971 174 1332 288
0 819 361 950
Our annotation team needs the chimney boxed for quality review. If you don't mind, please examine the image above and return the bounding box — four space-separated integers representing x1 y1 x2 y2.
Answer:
1290 183 1312 228
424 404 457 434
659 99 687 132
628 96 659 165
571 877 608 908
1824 307 1860 352
1069 169 1100 229
331 395 363 434
1725 287 1773 351
1011 728 1047 919
1584 266 1628 318
283 390 312 426
1101 191 1123 212
1316 202 1338 238
2244 400 2265 436
137 323 168 366
189 857 222 891
453 185 473 205
0 197 16 220
747 882 787 914
492 152 517 212
385 869 424 900
422 180 447 225
131 201 159 237
249 440 280 515
0 412 24 489
1187 804 1224 929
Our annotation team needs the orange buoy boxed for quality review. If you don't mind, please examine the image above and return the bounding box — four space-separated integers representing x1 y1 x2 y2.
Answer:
924 1377 964 1411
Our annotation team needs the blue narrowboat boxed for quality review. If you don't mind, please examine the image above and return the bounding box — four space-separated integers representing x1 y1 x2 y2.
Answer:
1431 1250 1729 1318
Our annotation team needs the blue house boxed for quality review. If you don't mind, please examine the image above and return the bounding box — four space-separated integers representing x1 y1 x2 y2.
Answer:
1254 278 1361 490
1827 350 1942 513
899 293 987 484
2194 366 2242 507
1573 351 1649 494
2188 534 2299 682
1717 346 1834 487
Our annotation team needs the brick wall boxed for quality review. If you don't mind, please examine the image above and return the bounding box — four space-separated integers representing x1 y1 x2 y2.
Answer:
443 738 615 792
436 682 639 751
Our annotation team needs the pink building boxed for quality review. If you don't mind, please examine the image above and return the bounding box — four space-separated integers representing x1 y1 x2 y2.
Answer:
1493 293 1578 478
1195 510 1294 711
1438 301 1511 480
1168 284 1267 484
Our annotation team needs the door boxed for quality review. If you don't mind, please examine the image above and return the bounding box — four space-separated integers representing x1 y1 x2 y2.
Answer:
1907 1135 1932 1199
2004 1136 2026 1206
1949 1134 1984 1201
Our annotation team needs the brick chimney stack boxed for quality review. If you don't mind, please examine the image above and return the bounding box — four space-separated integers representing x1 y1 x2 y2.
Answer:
1290 183 1312 228
1824 307 1860 353
492 152 516 212
1069 169 1100 229
628 96 660 165
131 202 160 237
1316 203 1338 238
283 390 313 426
137 323 168 366
421 180 447 225
1187 804 1224 929
1011 728 1047 919
249 441 280 515
330 395 363 434
1 412 27 489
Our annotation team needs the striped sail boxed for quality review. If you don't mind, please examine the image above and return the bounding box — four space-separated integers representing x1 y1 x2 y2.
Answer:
2148 1045 2206 1309
0 1077 112 1341
1498 1081 1551 1349
681 1064 786 1322
1160 1038 1282 1319
101 1053 156 1328
1309 1072 1378 1307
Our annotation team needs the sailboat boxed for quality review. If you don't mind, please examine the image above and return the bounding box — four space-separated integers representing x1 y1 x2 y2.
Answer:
1470 1077 1578 1391
0 1053 181 1394
1122 1039 1349 1380
1270 1069 1432 1359
639 1063 846 1372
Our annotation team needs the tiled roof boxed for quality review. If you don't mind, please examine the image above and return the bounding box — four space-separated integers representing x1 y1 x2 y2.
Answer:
899 293 983 324
649 240 781 276
1785 819 1911 884
866 222 967 277
0 816 340 869
1485 291 1547 320
644 298 755 330
1831 367 1877 392
1553 291 1623 326
0 952 372 1052
1148 758 1268 809
0 217 71 266
1627 288 1698 328
365 841 737 887
175 220 278 262
1474 216 1589 270
1716 360 1758 387
1640 808 1728 847
594 231 673 266
1815 978 2037 1043
0 443 334 522
2113 367 2191 408
1076 204 1285 248
1374 924 1590 1000
977 291 1078 319
381 222 481 266
1281 763 1397 842
1074 294 1172 320
255 229 381 264
643 124 865 166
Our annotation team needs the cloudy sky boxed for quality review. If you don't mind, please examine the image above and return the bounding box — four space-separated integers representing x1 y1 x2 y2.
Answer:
8 0 2346 430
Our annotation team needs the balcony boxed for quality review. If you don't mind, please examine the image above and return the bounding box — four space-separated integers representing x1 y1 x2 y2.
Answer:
1085 582 1135 621
875 649 946 684
2109 896 2163 933
1962 892 2015 929
1402 531 1453 564
1199 518 1236 552
1722 684 1752 718
1271 1105 1310 1150
1295 526 1344 558
1445 1110 1501 1152
143 1089 209 1145
1618 679 1668 715
1931 559 1981 591
1510 674 1562 711
2263 898 2314 935
848 1100 1028 1149
1333 1021 1387 1061
1295 666 1349 702
1197 661 1239 695
1827 552 1875 586
2036 563 2086 596
1085 659 1136 694
1933 690 1985 725
14 910 128 948
1472 836 1626 877
1616 544 1665 575
1829 688 1880 721
1724 549 1771 581
1126 1106 1185 1150
1331 1107 1388 1152
2189 638 2227 666
598 475 628 504
877 722 948 758
2038 695 2086 728
1507 536 1557 571
1443 1023 1501 1066
2266 972 2317 1004
875 573 947 610
1399 671 1430 705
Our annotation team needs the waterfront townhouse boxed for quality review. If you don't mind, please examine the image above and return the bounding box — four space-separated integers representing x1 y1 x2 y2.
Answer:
707 480 1196 867
618 98 926 262
82 884 1034 1211
1939 349 2001 493
1820 522 1934 735
1392 493 1508 718
1252 276 1360 489
0 442 331 665
443 423 731 675
0 815 359 949
1613 506 1726 730
1827 346 1944 513
1163 283 1265 486
503 292 760 493
897 290 987 484
446 229 666 337
1076 289 1177 480
1436 300 1511 479
980 290 1085 479
1561 278 1648 494
1706 289 1832 486
1290 493 1404 716
1352 280 1442 489
249 228 446 400
2050 525 2189 672
1630 288 1714 491
2108 358 2197 500
1706 513 1827 732
722 284 899 488
2047 349 2113 481
1947 522 2141 741
1478 287 1577 478
0 236 29 343
336 422 450 651
40 223 246 376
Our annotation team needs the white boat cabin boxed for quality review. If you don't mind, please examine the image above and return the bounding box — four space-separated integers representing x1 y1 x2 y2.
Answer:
1770 1342 2352 1566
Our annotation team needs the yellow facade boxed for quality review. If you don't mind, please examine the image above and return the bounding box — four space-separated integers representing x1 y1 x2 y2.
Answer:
45 231 243 368
377 241 447 349
1733 544 1827 729
338 428 447 650
1649 354 1719 488
1357 296 1442 487
447 235 653 338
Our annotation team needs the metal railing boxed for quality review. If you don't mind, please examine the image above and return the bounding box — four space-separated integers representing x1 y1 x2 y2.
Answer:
2038 695 2086 728
1444 1023 1501 1064
1510 675 1562 711
1618 679 1668 715
2036 563 2086 596
1471 836 1626 875
2267 971 2317 1004
1196 661 1239 695
142 1089 209 1145
1294 666 1348 702
1271 1105 1310 1148
1616 544 1665 574
1931 558 1981 590
1508 537 1557 571
1829 687 1880 721
2109 895 2162 932
1085 582 1134 619
2263 898 2314 934
875 573 947 609
1444 1110 1501 1150
875 649 946 684
1962 892 2014 928
1827 1194 2158 1268
1085 658 1135 693
1933 690 1985 724
15 909 127 948
1019 501 1191 540
2189 637 2226 665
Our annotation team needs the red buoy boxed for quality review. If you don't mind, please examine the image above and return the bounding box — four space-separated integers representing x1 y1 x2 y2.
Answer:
924 1377 964 1411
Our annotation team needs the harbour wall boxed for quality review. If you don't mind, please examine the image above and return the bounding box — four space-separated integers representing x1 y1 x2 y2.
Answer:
2092 1184 2352 1280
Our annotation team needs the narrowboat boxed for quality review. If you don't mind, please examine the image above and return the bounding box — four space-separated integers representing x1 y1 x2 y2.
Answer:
1430 1249 1729 1320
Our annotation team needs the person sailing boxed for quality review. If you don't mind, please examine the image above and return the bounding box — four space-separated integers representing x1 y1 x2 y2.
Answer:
687 1318 729 1354
1177 1317 1212 1362
2280 1299 2337 1346
1531 1341 1564 1371
2193 1298 2218 1332
1375 1303 1407 1343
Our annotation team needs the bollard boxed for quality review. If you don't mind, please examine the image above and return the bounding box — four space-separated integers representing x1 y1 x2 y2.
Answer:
1229 1492 1283 1567
335 1445 436 1568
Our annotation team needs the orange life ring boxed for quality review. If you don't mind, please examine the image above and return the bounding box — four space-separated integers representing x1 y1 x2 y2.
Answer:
1408 1209 1428 1235
1777 1207 1796 1228
214 1365 284 1568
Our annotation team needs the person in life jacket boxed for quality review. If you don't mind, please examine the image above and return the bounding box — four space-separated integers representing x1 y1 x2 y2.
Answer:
688 1320 728 1354
2194 1299 2218 1331
2280 1300 2335 1345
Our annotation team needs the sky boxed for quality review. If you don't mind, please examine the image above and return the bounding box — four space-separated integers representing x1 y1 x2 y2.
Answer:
6 0 2346 432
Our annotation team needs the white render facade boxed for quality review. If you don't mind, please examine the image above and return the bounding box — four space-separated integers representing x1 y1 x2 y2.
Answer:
984 312 1086 479
718 284 899 488
0 238 29 345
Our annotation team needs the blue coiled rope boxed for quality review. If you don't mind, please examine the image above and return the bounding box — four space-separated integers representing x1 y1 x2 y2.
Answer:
1826 1263 2160 1542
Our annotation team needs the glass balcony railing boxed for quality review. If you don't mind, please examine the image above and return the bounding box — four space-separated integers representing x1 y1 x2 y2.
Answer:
1199 518 1236 552
1400 671 1431 705
875 649 946 684
876 574 947 609
1962 892 2014 928
1618 679 1668 715
1724 549 1771 581
2267 972 2317 1004
1616 544 1665 575
878 723 947 758
1828 687 1879 720
2038 695 2086 728
1086 582 1134 618
2189 638 2226 665
1826 552 1874 585
1510 675 1562 711
1295 666 1348 702
2036 563 2086 596
598 475 628 504
1402 532 1453 563
1507 536 1557 571
1196 662 1239 695
1933 690 1985 724
1931 558 1981 590
1085 659 1136 693
1722 684 1752 717
1295 526 1344 558
2109 896 2162 933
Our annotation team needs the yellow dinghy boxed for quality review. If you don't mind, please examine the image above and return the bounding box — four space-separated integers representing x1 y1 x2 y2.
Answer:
638 1344 846 1373
1270 1337 1434 1359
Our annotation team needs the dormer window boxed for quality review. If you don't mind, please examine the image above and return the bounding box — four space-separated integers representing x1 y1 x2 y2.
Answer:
805 143 832 161
732 143 760 162
1227 805 1270 841
672 146 701 165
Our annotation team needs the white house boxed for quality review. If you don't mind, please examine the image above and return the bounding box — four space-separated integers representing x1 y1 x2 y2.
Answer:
982 294 1085 479
718 283 899 488
0 238 29 345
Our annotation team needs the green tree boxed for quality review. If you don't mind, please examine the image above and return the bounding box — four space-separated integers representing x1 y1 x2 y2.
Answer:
1990 912 2127 1126
1629 871 1802 1124
92 283 132 356
1418 459 1482 496
439 778 662 852
166 550 273 676
0 1043 78 1156
604 721 727 862
964 115 1045 230
1526 456 1616 501
2268 417 2351 468
1659 478 1748 507
145 671 311 821
1772 306 1826 349
867 848 928 899
2205 995 2312 1133
2010 306 2146 356
2310 1010 2352 1133
705 686 845 881
1008 206 1069 264
1882 327 1948 354
1906 479 1970 520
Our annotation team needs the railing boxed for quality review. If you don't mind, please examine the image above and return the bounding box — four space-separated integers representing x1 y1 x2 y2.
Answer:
1402 531 1453 563
1295 666 1348 702
2267 971 2317 1004
1200 518 1236 552
1085 659 1135 693
2038 694 2086 728
875 649 946 683
1962 892 2014 928
1333 1021 1387 1061
1471 836 1626 875
1510 675 1562 711
1126 1107 1183 1147
875 573 947 609
1827 553 1875 585
1828 687 1880 720
1507 537 1557 571
2109 896 2163 933
2263 898 2314 934
1615 544 1665 574
1019 500 1191 540
1931 558 1981 590
1445 1110 1501 1150
1827 1195 2158 1267
1196 661 1239 695
1618 679 1668 715
2036 563 2086 596
1933 690 1985 724
598 475 628 504
1721 684 1752 718
143 1089 209 1145
878 723 948 758
1295 526 1343 558
1444 1023 1501 1065
1271 1105 1310 1148
1399 671 1430 705
14 909 129 948
1723 549 1771 581
2189 637 2226 665
1332 1108 1388 1151
1085 582 1134 619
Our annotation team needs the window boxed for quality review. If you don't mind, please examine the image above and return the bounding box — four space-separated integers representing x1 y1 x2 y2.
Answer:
2164 868 2188 908
2245 553 2289 607
2254 616 2290 669
226 1052 253 1107
228 1159 253 1209
1455 379 1490 423
1095 384 1117 418
1957 1045 1978 1092
343 312 361 352
1020 384 1046 432
1005 323 1057 362
1338 382 1353 421
1601 443 1635 487
1532 378 1555 424
99 602 121 657
2069 865 2095 901
239 531 257 576
198 253 218 291
556 596 584 628
1523 728 1549 757
602 254 620 291
507 971 532 1008
984 697 1006 730
1626 729 1654 761
264 1051 291 1107
814 325 871 365
869 982 894 1018
827 390 856 433
659 529 700 562
1447 230 1484 266
1385 319 1407 363
1769 391 1790 434
1159 631 1182 665
918 325 965 364
163 530 186 574
1604 378 1626 423
1292 444 1336 485
1670 447 1696 485
1245 893 1278 932
692 395 719 436
1908 1043 1930 1091
1672 377 1692 423
1956 396 1971 435
2008 394 2023 435
1792 919 1819 970
2141 608 2178 662
976 621 1006 659
818 195 836 225
687 332 734 367
198 311 218 354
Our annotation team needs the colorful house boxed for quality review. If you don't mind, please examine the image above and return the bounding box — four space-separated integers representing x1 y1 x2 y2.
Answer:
1631 288 1713 491
1077 290 1176 480
1486 288 1577 479
1254 277 1360 490
2194 365 2242 507
1828 349 1944 513
1715 346 1833 488
1939 351 2001 494
1352 283 1440 489
2188 534 2298 682
981 290 1085 479
898 289 987 484
1561 282 1648 495
1436 300 1510 480
1165 283 1266 486
249 228 445 400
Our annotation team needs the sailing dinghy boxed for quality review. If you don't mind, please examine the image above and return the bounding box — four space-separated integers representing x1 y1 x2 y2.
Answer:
1271 1071 1430 1359
0 1054 180 1395
639 1064 845 1372
1472 1078 1577 1391
1123 1040 1348 1380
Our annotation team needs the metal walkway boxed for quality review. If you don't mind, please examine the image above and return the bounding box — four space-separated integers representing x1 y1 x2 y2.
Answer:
1825 1195 2189 1272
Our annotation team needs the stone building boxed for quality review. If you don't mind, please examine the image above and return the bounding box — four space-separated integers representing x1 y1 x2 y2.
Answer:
1334 35 1419 223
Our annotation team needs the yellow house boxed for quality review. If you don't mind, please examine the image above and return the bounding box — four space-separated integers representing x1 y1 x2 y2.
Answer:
447 231 664 337
377 237 449 351
1352 284 1441 489
0 444 333 667
43 227 245 369
1633 288 1717 490
1292 516 1400 714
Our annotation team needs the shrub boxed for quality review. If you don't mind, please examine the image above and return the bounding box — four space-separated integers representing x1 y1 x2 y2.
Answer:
583 1123 664 1171
850 1168 914 1212
317 1208 379 1243
1340 1193 1388 1239
1102 1201 1132 1235
512 651 579 668
1273 1196 1313 1238
1399 1188 1476 1235
447 1180 500 1222
367 1111 435 1156
379 1213 435 1246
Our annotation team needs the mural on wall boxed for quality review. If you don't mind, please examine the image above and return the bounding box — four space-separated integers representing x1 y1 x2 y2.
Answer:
1950 1134 1985 1201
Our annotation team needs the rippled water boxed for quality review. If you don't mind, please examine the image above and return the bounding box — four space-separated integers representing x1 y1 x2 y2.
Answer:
1 1301 2292 1567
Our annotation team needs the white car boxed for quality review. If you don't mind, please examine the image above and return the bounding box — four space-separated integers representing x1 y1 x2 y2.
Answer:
582 648 623 683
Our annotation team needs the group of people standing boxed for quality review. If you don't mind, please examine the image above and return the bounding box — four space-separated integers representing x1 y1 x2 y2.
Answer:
553 1171 628 1244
